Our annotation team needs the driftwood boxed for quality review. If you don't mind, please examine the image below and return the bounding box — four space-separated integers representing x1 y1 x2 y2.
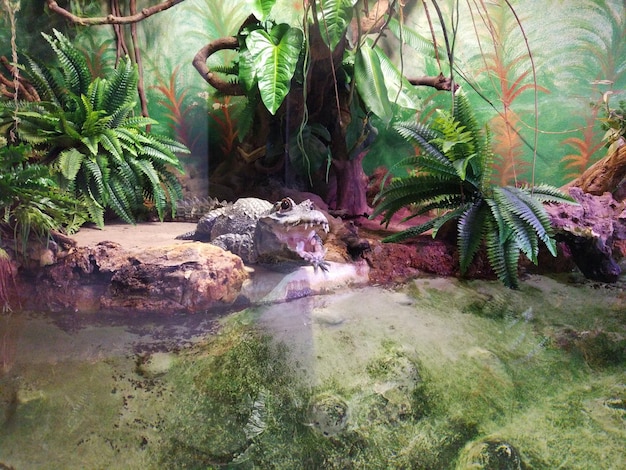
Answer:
45 0 185 25
548 138 626 282
565 138 626 201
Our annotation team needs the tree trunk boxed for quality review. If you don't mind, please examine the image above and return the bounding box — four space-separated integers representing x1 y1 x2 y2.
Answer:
331 151 371 217
565 137 626 201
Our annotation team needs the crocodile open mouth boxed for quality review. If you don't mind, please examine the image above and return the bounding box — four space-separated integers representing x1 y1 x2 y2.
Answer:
274 226 328 267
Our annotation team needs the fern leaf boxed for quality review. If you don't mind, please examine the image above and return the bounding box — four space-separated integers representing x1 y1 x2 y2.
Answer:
107 102 135 129
56 148 84 182
392 122 456 172
492 187 542 261
24 55 61 105
457 200 488 273
102 56 138 115
100 130 124 161
485 222 520 289
383 218 438 243
132 159 167 219
106 178 136 224
525 184 577 204
502 186 556 251
43 30 91 96
147 132 190 156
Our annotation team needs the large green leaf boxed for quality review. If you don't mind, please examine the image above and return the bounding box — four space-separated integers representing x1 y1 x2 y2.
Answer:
317 0 353 51
386 17 441 58
246 0 276 21
354 45 393 123
373 47 421 111
246 24 304 115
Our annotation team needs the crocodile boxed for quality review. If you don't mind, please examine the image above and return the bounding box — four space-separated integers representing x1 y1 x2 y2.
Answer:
176 197 330 270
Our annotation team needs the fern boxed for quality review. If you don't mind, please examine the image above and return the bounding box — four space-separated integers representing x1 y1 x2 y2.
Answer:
373 91 576 288
43 30 92 97
0 31 188 226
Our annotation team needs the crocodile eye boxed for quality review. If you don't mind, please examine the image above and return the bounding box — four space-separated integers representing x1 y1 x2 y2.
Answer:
279 197 294 212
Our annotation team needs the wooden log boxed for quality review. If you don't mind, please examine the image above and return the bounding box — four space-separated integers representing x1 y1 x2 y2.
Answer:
565 138 626 201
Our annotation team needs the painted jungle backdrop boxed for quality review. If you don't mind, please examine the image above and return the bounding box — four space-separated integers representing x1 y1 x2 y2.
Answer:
1 0 624 201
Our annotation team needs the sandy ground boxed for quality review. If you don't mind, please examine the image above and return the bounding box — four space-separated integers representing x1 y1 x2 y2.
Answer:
71 221 199 250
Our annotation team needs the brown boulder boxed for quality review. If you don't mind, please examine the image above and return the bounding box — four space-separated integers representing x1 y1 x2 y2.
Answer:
101 243 248 313
20 241 248 313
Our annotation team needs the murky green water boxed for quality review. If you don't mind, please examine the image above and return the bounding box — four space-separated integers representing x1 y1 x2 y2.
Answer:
1 274 625 469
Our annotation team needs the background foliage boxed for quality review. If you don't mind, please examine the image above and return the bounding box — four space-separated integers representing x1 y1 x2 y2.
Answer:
2 0 623 191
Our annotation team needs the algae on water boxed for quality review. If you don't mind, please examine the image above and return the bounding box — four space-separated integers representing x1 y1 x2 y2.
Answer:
1 274 625 469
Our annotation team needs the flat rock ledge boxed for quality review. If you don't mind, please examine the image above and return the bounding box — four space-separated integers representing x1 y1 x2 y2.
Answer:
15 237 371 314
19 242 249 313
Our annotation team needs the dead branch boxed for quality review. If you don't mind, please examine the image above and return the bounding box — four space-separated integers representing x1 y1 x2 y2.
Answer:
408 73 459 92
192 37 245 96
46 0 186 25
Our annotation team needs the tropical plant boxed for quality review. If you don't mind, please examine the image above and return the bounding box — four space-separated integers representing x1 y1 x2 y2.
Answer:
0 29 187 226
0 142 88 252
372 92 575 289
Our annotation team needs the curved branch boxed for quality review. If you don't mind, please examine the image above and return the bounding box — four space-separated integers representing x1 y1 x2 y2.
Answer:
408 73 459 92
192 37 245 96
46 0 186 25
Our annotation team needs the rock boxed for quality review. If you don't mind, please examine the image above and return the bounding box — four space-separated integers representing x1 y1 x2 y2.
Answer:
135 352 175 378
307 393 350 437
101 243 248 313
545 187 626 282
19 241 248 313
457 438 525 470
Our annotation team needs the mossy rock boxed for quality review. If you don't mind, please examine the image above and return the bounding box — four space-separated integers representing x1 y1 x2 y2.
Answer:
457 438 525 469
307 393 350 437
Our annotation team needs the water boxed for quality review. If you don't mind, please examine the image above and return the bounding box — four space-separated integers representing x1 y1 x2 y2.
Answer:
1 274 625 469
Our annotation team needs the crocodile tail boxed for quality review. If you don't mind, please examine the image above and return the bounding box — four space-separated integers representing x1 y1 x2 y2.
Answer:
176 230 197 240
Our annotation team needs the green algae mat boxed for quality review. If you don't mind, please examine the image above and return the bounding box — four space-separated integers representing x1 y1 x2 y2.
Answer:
1 274 624 469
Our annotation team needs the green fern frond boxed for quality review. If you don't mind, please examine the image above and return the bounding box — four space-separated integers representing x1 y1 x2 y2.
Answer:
485 223 520 289
524 184 577 204
102 56 138 115
457 200 489 273
372 176 461 218
498 187 552 251
121 115 156 129
105 178 135 224
43 29 91 96
131 159 166 219
99 130 123 161
392 122 455 170
82 157 106 200
107 102 135 129
146 132 191 156
24 55 62 105
430 204 468 236
383 218 438 243
87 77 106 109
392 154 459 179
56 148 84 182
453 92 482 148
211 63 239 76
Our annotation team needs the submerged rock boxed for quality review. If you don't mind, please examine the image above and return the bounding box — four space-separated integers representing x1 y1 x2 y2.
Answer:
307 393 350 437
457 438 525 469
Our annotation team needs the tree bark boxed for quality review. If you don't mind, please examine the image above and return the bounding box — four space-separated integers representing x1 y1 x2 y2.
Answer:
565 137 626 201
46 0 186 25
